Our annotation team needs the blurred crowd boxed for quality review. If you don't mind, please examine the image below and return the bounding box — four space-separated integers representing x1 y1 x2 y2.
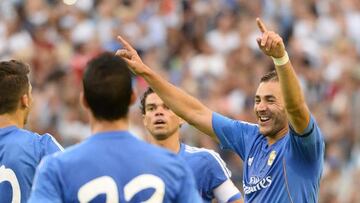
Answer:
0 0 360 202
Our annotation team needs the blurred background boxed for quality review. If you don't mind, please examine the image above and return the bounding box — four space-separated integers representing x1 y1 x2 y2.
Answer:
0 0 359 202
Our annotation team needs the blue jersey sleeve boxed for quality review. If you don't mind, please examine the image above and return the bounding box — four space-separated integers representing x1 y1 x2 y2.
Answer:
204 151 231 197
39 134 63 157
288 114 325 161
212 112 259 160
28 155 62 203
176 160 202 203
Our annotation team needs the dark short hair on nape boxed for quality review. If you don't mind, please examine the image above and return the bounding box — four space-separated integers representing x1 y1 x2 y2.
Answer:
0 60 30 114
140 87 155 115
83 52 132 121
260 70 279 83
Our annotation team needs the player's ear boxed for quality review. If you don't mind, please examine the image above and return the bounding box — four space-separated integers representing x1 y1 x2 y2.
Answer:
142 114 147 127
130 90 137 105
80 92 89 110
179 117 185 127
20 94 30 109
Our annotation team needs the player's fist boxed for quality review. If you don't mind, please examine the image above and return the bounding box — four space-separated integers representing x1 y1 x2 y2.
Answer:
256 18 286 58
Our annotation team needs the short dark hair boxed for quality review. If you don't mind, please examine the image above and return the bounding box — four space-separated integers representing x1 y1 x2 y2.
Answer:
83 52 132 121
260 70 279 83
140 87 155 115
0 60 30 114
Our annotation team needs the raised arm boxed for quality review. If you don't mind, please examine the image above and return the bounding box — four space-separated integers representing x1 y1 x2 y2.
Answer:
115 36 218 141
256 18 310 134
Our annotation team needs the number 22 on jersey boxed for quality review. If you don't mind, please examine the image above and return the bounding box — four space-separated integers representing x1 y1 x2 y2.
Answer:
78 174 165 203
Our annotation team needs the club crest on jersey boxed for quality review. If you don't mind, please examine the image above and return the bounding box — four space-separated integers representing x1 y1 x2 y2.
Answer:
267 150 276 166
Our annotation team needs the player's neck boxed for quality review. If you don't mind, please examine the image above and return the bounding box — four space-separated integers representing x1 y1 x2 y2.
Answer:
91 118 129 134
155 133 181 153
266 126 289 145
0 112 24 129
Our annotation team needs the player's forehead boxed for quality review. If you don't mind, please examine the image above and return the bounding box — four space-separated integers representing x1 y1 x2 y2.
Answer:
145 93 164 106
255 81 281 98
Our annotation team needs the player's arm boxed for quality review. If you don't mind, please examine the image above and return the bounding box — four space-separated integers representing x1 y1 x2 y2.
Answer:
28 156 62 203
115 36 218 141
256 18 310 134
204 150 243 202
213 179 243 203
40 133 64 156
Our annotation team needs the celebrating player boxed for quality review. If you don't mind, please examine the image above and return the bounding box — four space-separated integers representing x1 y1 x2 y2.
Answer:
28 53 201 202
116 18 325 202
0 60 63 203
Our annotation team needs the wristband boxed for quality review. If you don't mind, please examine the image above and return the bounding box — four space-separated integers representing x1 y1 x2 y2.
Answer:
271 51 289 66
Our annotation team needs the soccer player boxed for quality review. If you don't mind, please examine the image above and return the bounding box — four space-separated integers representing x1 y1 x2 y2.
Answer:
116 18 325 202
0 60 63 203
28 53 201 203
140 88 243 203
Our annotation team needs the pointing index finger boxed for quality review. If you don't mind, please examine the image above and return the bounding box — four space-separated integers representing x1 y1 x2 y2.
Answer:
117 35 134 51
256 18 267 33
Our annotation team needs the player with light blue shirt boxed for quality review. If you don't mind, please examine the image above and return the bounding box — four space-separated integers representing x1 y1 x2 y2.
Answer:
0 60 63 203
28 53 201 203
140 88 243 203
116 17 325 202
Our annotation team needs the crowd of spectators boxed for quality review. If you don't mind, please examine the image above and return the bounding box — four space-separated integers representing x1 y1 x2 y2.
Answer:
0 0 359 202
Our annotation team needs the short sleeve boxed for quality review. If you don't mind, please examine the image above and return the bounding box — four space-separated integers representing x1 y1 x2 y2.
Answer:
39 134 63 157
203 151 242 202
289 114 325 162
28 156 63 203
205 151 231 192
212 112 259 160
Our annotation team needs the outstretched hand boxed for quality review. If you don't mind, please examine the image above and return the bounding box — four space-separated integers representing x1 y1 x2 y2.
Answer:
256 18 286 58
115 36 147 75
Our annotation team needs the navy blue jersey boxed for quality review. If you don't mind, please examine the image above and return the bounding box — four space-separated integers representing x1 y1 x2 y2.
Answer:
0 126 63 203
178 143 242 203
28 131 201 203
212 113 324 202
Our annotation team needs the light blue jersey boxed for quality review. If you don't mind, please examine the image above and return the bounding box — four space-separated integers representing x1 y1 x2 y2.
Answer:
178 143 242 203
212 113 324 203
0 126 63 203
29 131 201 203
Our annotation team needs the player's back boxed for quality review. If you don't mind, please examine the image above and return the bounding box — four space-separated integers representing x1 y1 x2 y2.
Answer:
29 131 201 203
0 126 62 203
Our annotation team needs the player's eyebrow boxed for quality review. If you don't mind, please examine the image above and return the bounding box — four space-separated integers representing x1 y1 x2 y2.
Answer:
146 103 156 107
264 95 276 100
254 95 277 100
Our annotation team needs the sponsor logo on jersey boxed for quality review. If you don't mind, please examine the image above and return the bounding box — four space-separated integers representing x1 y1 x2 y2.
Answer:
243 176 272 195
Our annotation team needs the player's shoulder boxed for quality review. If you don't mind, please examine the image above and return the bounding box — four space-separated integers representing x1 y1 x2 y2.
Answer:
15 128 55 141
183 144 232 177
183 144 224 163
11 127 40 138
138 141 190 171
141 140 180 161
48 140 86 161
6 127 52 145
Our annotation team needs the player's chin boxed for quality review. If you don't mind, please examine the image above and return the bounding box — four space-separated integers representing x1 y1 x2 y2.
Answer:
152 131 170 140
259 126 273 137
